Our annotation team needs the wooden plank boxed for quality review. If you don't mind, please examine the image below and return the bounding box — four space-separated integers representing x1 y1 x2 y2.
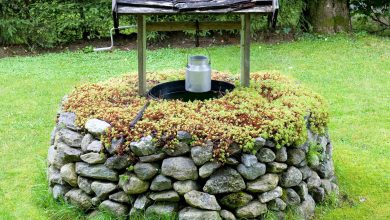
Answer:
117 0 174 8
240 14 250 87
116 5 273 14
137 15 147 96
146 21 241 31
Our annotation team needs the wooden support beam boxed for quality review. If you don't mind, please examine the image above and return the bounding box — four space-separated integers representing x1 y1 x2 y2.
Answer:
146 21 241 32
137 15 146 96
240 14 250 87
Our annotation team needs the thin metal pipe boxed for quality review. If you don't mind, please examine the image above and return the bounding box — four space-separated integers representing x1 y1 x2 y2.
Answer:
94 25 136 52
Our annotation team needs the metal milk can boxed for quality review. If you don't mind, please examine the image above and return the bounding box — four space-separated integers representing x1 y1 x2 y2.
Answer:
185 55 211 93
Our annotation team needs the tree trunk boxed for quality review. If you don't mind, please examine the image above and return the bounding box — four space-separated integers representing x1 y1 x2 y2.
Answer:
301 0 351 34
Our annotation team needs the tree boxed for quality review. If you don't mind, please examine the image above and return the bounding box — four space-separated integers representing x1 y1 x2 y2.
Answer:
351 0 389 30
301 0 351 33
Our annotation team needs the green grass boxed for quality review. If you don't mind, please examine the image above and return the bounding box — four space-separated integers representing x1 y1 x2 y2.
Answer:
0 34 389 219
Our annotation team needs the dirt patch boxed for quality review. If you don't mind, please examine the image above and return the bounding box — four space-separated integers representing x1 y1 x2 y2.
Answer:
0 32 295 58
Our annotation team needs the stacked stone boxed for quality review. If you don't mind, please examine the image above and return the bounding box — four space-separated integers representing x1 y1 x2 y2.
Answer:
48 112 339 220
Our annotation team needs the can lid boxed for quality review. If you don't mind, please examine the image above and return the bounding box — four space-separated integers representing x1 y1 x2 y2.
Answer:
189 55 209 65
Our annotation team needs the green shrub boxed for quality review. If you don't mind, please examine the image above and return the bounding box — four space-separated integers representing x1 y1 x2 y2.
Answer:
0 0 304 47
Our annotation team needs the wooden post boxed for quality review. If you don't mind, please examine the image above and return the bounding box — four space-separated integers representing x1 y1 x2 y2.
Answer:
137 15 146 96
113 12 120 36
240 14 250 87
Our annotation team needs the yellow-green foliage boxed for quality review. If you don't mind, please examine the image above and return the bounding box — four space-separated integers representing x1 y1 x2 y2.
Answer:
64 72 328 161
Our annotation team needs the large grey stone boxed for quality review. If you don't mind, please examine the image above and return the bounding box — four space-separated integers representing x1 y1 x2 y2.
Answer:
220 192 253 209
258 186 283 203
203 168 245 194
119 173 149 194
246 174 279 193
225 157 239 165
179 207 222 220
315 159 334 179
150 175 172 191
280 166 302 187
48 166 63 186
191 145 213 166
177 131 192 142
164 142 190 156
59 128 83 148
310 187 325 203
109 191 134 204
60 163 78 187
297 195 316 219
139 153 166 163
91 181 117 198
47 145 56 166
237 162 266 180
287 149 306 165
199 161 221 178
86 140 103 153
173 180 199 195
275 147 287 162
81 134 94 152
145 203 178 216
85 119 111 137
307 171 321 189
267 162 287 173
184 190 221 211
99 200 128 218
65 189 93 210
220 210 236 220
268 198 287 211
254 137 266 150
105 155 131 170
256 148 276 162
134 162 159 180
53 142 82 169
106 136 124 155
50 127 58 146
285 188 301 206
235 201 267 219
133 194 152 210
58 112 80 131
320 179 333 195
149 190 180 202
161 157 198 181
295 182 310 201
52 184 70 200
299 166 313 180
240 154 258 167
78 176 93 194
80 152 106 164
75 162 118 181
130 136 157 156
265 140 276 148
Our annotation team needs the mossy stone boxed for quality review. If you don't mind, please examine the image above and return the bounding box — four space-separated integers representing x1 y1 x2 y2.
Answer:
220 192 253 209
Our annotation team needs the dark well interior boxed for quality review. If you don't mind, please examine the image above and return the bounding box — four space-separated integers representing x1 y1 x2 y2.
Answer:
148 80 235 102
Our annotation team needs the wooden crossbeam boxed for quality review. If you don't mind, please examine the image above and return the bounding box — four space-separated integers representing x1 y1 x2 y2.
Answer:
146 21 241 32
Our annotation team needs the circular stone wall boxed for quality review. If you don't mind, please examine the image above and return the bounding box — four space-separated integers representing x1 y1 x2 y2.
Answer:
47 72 339 220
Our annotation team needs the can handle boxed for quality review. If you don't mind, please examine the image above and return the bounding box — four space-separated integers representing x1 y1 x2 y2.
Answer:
186 48 211 66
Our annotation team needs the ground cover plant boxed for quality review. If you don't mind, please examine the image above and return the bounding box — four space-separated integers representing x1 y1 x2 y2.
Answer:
64 72 328 162
0 34 389 219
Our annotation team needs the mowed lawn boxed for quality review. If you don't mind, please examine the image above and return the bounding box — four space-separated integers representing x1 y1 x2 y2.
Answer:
0 35 389 220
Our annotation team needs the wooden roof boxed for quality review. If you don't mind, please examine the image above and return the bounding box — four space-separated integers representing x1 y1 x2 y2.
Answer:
113 0 278 14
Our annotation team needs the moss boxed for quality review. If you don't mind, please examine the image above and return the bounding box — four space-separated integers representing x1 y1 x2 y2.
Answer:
64 72 329 161
220 192 253 209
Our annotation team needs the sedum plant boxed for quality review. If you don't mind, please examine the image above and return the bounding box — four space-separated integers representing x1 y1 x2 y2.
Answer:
64 72 329 161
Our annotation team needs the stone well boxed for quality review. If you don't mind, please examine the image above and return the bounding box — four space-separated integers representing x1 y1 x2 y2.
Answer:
47 73 339 219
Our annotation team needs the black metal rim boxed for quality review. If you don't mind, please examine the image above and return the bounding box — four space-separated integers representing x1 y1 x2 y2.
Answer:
148 80 235 101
